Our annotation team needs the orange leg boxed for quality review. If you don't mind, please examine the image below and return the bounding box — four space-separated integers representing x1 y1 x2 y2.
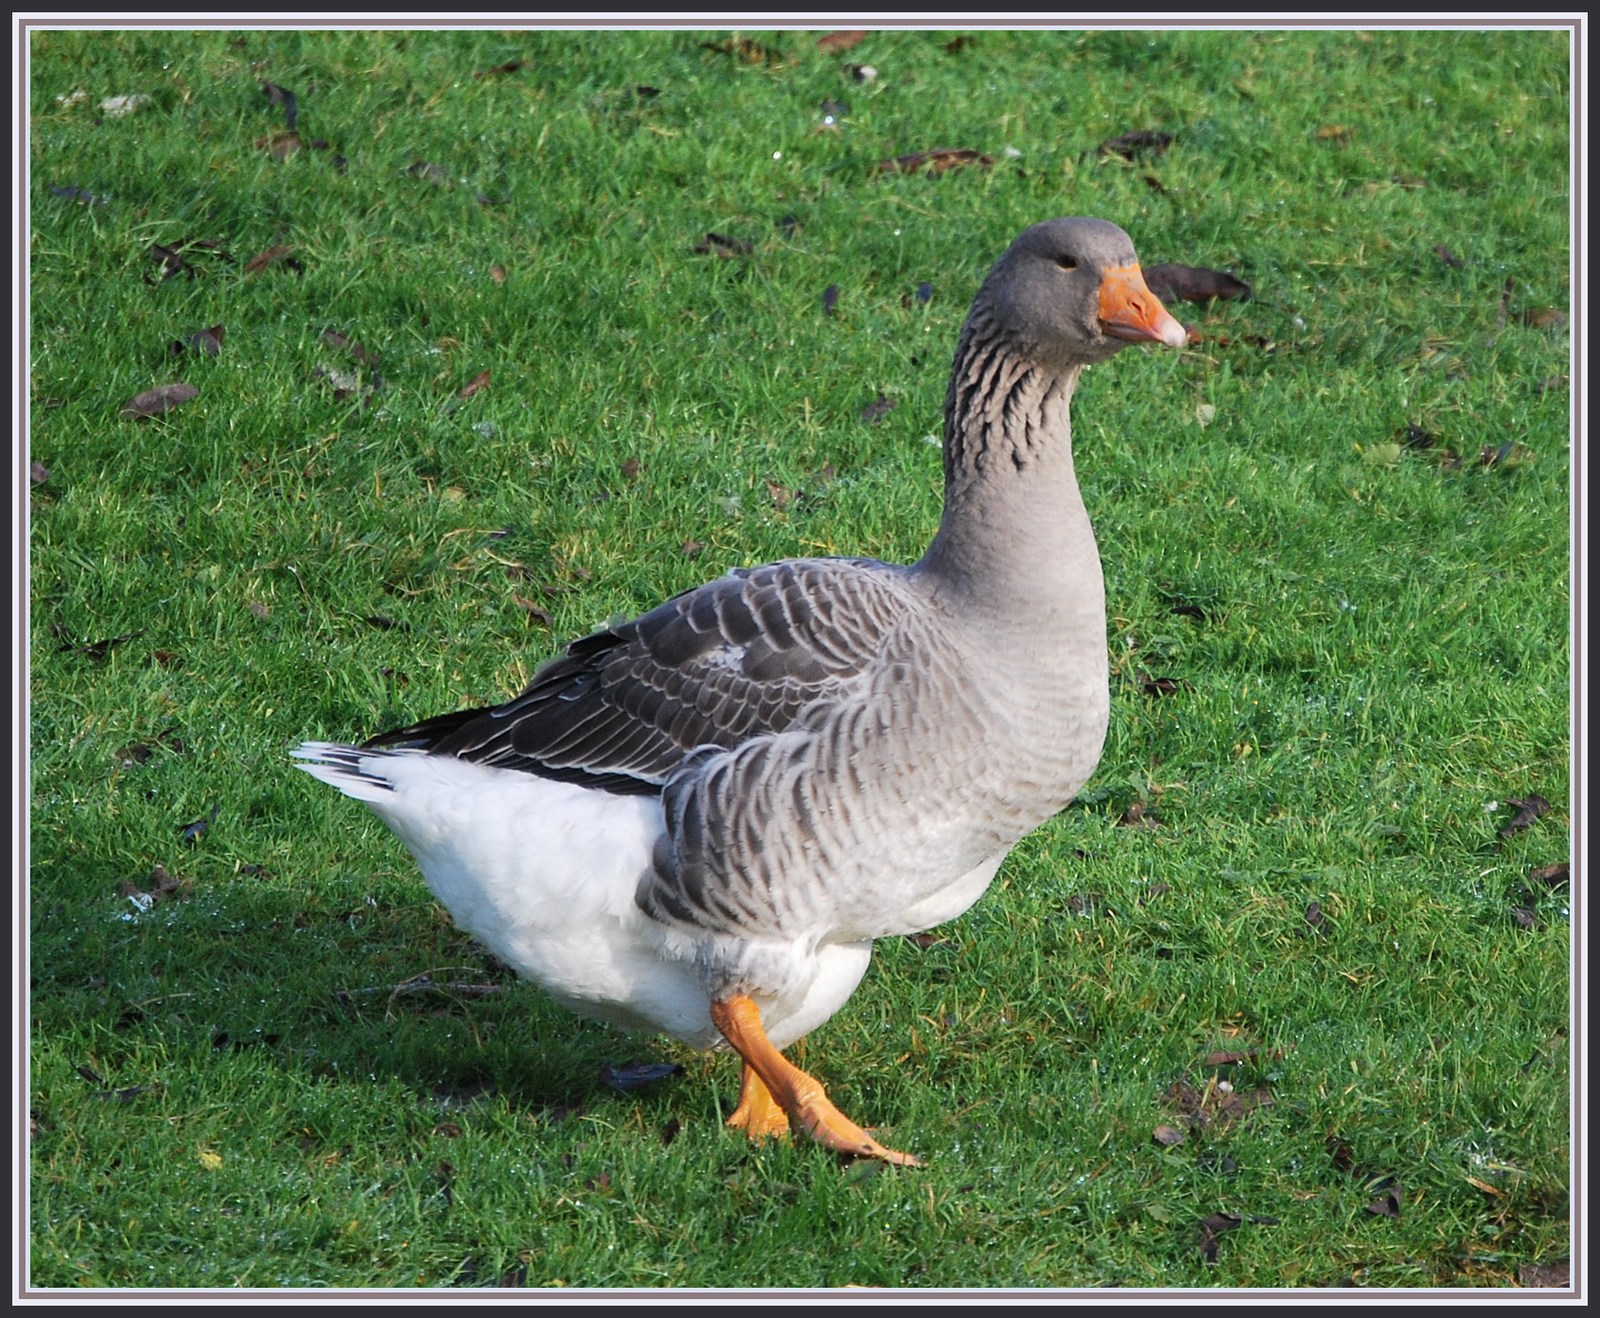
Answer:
710 994 921 1166
726 1063 790 1140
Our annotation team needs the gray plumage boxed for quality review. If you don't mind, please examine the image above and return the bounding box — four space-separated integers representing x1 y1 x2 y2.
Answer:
295 214 1184 1078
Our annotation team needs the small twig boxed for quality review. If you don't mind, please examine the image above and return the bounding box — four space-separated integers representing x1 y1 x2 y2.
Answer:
331 971 510 1008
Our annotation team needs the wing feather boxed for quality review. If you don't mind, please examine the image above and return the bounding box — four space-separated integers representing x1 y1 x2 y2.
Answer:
363 558 915 795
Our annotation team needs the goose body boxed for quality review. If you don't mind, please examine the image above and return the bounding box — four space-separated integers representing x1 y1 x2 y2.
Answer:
295 217 1185 1163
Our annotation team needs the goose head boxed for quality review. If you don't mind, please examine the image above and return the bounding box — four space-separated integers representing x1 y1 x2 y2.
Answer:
969 216 1187 370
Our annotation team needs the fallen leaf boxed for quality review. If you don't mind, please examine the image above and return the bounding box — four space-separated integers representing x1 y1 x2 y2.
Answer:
490 264 506 284
55 627 143 659
321 328 378 366
944 36 976 54
1366 1184 1403 1218
1143 263 1252 304
243 244 301 275
598 1060 682 1093
408 160 451 185
1478 441 1535 470
1519 306 1568 330
257 129 302 160
701 36 785 66
817 30 867 54
875 148 993 176
147 242 192 282
180 805 220 846
118 863 192 906
1499 793 1551 838
1153 1124 1188 1147
261 81 298 130
693 232 753 257
456 370 491 401
121 383 198 418
513 594 554 627
1433 244 1464 267
1198 1212 1242 1264
619 457 641 483
1136 672 1186 696
1526 862 1569 888
859 395 896 424
30 460 50 484
681 540 705 558
170 325 225 357
1097 129 1173 160
1316 123 1352 144
473 60 527 78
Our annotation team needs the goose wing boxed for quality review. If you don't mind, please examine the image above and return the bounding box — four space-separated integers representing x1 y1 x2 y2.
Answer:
365 558 915 795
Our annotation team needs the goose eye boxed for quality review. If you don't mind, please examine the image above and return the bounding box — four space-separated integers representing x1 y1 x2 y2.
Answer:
1056 256 1078 272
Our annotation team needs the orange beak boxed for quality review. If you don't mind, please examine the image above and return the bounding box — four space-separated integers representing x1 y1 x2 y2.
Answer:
1099 264 1187 347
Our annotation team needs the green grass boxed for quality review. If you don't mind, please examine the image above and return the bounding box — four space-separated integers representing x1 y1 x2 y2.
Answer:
27 27 1572 1290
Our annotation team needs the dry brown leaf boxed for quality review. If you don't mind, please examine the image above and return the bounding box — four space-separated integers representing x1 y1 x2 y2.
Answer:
456 370 491 401
1520 306 1568 330
1365 1184 1403 1218
816 30 867 54
1499 793 1551 838
243 244 299 274
1526 862 1569 888
321 328 378 366
876 147 993 176
257 129 302 160
1097 129 1173 160
693 232 753 257
170 325 225 357
261 81 298 129
121 382 198 418
860 395 896 423
473 60 527 78
701 36 784 66
1144 263 1252 304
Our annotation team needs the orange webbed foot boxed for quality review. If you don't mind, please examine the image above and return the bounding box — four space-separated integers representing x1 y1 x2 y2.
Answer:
711 995 922 1167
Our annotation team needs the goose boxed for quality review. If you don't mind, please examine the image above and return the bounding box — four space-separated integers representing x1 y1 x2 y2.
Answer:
295 216 1185 1166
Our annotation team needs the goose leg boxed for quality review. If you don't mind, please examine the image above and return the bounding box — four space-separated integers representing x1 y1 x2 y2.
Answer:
726 1063 791 1139
710 995 921 1166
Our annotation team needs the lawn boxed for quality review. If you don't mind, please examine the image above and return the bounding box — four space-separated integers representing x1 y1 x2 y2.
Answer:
25 25 1574 1291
